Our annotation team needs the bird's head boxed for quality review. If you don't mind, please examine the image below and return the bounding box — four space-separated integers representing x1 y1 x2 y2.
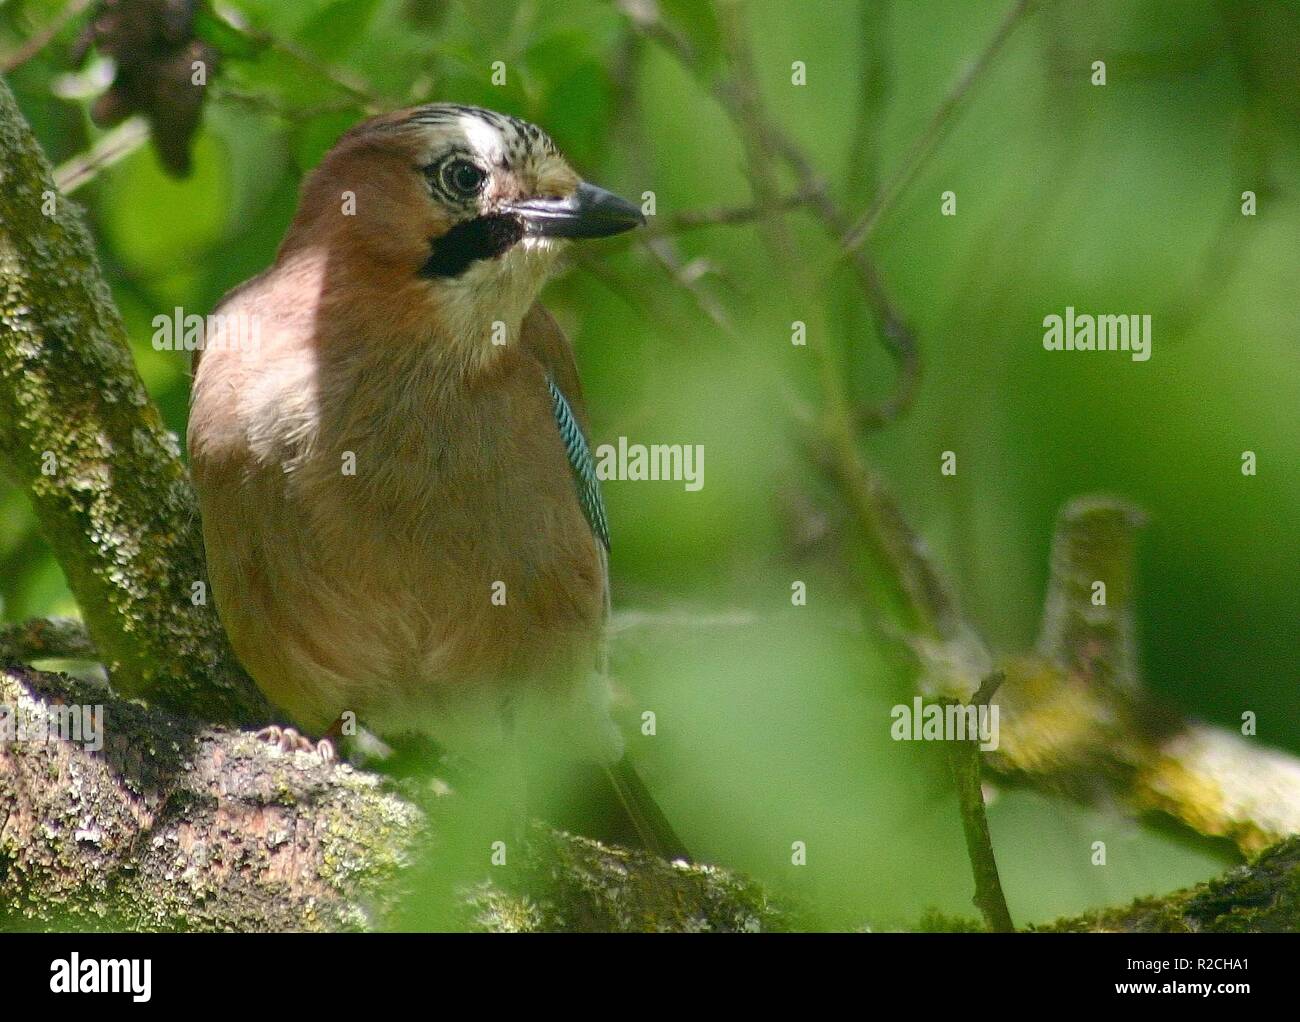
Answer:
282 103 644 355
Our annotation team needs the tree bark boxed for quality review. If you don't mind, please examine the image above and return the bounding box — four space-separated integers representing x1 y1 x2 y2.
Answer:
2 662 1295 932
0 663 786 932
1045 835 1300 933
0 77 264 724
988 497 1300 857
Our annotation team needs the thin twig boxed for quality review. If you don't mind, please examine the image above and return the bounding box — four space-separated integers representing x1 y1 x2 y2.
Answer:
641 187 822 237
946 672 1014 931
209 86 362 122
713 2 798 263
615 0 1003 657
210 4 388 112
567 247 677 333
841 0 1036 253
844 0 893 206
53 116 149 193
704 1 1012 924
0 0 93 75
614 0 920 427
680 1 933 639
642 238 737 335
607 23 740 338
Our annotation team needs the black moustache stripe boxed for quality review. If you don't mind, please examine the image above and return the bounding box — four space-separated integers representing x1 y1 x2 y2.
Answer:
419 213 526 279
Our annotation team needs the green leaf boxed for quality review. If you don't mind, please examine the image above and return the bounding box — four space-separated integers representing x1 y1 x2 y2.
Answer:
296 0 382 62
193 6 267 61
539 62 612 168
293 109 365 171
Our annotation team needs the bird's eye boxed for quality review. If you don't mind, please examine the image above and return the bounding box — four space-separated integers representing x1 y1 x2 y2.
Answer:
441 158 487 198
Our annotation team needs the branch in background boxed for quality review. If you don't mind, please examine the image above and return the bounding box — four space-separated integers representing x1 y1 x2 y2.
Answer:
617 0 1299 864
204 3 388 112
4 662 1295 932
0 78 266 723
207 85 362 123
840 0 1037 254
631 0 991 752
810 430 981 655
642 187 822 236
607 28 740 339
51 115 149 193
615 0 920 428
844 0 892 206
708 0 1016 927
0 617 96 662
0 0 94 75
991 498 1300 857
713 1 799 266
641 237 737 335
662 0 950 652
946 672 1014 932
566 245 687 337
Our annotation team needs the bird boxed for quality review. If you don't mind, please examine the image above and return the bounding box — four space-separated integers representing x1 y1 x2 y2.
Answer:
187 103 686 859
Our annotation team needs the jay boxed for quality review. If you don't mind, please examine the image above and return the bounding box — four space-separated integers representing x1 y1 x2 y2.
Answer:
187 104 684 858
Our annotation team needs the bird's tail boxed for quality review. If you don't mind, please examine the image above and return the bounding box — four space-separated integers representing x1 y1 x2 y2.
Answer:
602 756 691 862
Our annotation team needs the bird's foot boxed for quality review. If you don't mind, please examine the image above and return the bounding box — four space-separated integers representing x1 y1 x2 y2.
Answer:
256 724 336 763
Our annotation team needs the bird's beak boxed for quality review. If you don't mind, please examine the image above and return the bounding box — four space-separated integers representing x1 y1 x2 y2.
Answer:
501 181 645 239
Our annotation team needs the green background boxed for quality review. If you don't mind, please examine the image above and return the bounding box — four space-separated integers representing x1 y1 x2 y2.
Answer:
2 0 1296 928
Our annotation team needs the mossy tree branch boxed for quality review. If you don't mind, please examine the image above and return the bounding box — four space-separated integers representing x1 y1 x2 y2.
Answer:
0 77 265 724
2 662 1295 932
1044 836 1300 933
991 498 1300 857
0 664 787 932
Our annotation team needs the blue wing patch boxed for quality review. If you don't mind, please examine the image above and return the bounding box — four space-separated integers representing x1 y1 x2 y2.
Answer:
546 375 610 551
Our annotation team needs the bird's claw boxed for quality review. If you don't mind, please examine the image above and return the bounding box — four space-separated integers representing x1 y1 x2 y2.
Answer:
256 725 335 763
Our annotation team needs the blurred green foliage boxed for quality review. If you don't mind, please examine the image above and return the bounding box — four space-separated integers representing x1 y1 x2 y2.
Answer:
2 0 1296 928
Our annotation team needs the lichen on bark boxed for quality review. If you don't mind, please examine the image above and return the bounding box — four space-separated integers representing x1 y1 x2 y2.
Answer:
4 658 1295 933
1042 836 1300 933
0 77 264 724
0 664 791 932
